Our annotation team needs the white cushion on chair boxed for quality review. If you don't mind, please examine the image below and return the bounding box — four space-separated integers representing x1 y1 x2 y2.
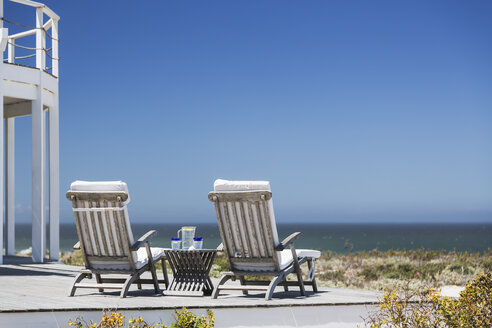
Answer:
214 179 271 192
135 247 166 269
70 180 130 203
279 249 321 270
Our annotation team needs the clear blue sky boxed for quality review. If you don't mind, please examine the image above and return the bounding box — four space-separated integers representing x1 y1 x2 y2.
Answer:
5 0 492 223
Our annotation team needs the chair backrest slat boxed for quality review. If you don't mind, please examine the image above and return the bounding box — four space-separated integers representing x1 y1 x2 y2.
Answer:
230 202 245 258
220 201 237 257
80 205 94 255
95 201 109 256
239 201 254 257
245 201 260 258
254 201 269 257
103 200 117 256
88 202 102 256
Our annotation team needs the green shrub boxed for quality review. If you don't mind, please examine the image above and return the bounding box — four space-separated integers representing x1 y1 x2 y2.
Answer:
481 258 492 271
61 250 84 266
213 256 229 272
169 308 214 328
447 262 472 274
69 308 214 328
365 272 492 328
359 268 379 280
384 271 400 279
320 270 345 281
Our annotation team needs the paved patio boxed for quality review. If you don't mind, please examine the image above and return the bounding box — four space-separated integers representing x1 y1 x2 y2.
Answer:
0 256 380 327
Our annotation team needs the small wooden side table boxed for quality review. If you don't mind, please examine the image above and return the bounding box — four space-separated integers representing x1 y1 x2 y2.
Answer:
163 249 217 296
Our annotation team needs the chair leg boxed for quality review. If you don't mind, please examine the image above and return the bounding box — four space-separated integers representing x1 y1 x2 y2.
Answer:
266 272 287 301
239 276 248 295
69 272 88 296
149 262 161 294
95 273 104 293
282 277 289 292
307 259 318 292
120 273 140 298
161 258 169 289
212 272 233 299
206 277 214 295
291 246 306 296
145 242 161 294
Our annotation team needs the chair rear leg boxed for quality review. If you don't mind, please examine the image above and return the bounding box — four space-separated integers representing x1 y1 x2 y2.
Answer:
293 261 306 296
307 259 318 292
282 277 289 292
212 272 233 299
239 276 248 295
95 273 104 293
69 272 88 296
148 263 161 294
161 258 169 289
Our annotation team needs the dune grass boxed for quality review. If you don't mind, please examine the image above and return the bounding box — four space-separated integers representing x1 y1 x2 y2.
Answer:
61 248 492 292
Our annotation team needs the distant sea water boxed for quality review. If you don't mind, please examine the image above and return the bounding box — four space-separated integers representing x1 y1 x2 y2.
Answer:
13 223 492 254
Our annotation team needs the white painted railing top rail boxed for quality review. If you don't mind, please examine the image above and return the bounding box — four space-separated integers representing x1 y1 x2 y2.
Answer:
1 0 59 77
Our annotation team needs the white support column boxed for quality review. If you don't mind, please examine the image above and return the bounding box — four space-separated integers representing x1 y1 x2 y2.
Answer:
32 95 45 263
6 118 15 256
0 0 3 265
32 6 46 263
49 102 59 260
0 73 3 265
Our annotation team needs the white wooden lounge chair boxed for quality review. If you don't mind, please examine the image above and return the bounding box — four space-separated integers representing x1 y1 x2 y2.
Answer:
66 181 169 298
208 179 320 300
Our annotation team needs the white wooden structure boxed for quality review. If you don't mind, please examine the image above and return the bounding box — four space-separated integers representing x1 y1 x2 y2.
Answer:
0 0 59 264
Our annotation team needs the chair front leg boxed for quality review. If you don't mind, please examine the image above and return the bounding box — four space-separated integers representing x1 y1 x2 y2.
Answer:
290 244 305 296
69 272 89 297
145 241 161 294
307 258 318 292
212 272 233 299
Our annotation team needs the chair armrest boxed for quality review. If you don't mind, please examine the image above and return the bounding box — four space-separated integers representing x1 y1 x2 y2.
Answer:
130 230 157 251
275 232 302 251
217 243 224 251
73 241 81 250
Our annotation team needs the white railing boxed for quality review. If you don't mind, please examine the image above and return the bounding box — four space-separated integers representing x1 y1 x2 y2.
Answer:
2 0 59 77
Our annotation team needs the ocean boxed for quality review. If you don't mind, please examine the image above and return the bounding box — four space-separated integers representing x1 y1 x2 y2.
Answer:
13 222 492 254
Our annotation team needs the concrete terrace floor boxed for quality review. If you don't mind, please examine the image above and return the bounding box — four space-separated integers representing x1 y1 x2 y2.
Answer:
0 256 381 327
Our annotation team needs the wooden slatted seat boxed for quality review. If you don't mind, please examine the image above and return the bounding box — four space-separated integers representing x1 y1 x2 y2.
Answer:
66 181 169 298
208 179 320 300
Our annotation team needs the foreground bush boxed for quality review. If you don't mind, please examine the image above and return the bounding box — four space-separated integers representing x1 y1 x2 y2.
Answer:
69 308 214 328
365 272 491 327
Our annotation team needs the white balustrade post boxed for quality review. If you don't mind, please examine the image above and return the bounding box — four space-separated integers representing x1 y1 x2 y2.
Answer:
35 8 44 70
6 118 15 256
52 19 58 77
7 38 14 63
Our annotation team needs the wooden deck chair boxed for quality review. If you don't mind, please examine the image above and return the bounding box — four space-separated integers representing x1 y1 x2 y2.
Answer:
208 179 320 300
66 181 169 298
